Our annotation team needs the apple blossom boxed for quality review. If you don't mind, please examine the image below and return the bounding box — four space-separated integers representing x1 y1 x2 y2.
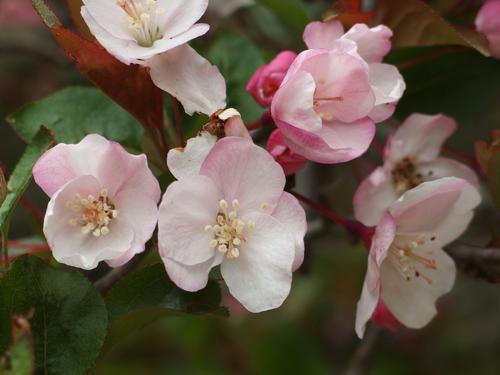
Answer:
246 51 297 107
158 137 306 312
355 177 481 338
353 113 479 226
267 129 306 176
303 20 405 122
33 134 160 270
80 0 210 65
475 0 500 59
271 45 377 164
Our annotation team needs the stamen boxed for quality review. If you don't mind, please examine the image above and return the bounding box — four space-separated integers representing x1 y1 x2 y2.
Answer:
389 236 438 283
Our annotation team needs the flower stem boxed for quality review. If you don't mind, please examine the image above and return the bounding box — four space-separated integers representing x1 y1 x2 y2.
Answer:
291 191 374 246
1 224 10 270
170 96 185 147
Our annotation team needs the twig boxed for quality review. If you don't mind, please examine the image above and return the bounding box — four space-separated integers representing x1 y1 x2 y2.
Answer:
20 196 44 221
447 245 500 283
343 326 380 375
171 96 185 147
291 191 374 246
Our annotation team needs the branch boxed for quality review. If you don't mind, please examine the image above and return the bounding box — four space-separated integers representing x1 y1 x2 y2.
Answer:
446 244 500 283
343 326 380 375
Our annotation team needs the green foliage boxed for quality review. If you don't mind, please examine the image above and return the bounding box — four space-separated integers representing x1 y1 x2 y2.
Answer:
0 256 108 375
256 0 310 33
31 0 61 28
374 0 490 56
206 32 266 122
103 263 227 352
392 49 500 152
7 87 143 150
476 132 500 209
0 128 53 230
1 335 34 375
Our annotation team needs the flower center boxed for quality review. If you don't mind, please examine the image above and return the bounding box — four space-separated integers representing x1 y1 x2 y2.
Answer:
388 235 437 284
391 157 434 194
205 199 255 260
313 95 344 121
117 0 164 47
66 189 118 237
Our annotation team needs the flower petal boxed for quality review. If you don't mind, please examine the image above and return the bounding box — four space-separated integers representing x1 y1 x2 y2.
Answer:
303 20 344 49
390 177 481 247
368 63 405 108
418 157 480 189
271 70 322 132
355 277 379 339
149 44 226 115
220 212 295 312
271 192 307 271
33 134 109 197
158 0 209 38
162 253 223 292
82 0 133 41
342 24 393 63
44 175 134 270
278 117 375 164
200 137 286 214
353 166 399 226
387 114 457 165
380 247 456 329
167 132 217 180
158 175 221 265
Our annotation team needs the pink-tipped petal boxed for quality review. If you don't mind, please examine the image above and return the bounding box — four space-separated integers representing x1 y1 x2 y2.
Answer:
303 20 344 49
200 137 286 214
342 24 393 63
418 157 480 189
368 63 405 118
149 44 226 115
158 175 221 265
353 167 399 226
388 114 457 165
390 178 482 246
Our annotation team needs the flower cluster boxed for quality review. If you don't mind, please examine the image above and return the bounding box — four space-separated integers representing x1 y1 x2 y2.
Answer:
30 1 485 337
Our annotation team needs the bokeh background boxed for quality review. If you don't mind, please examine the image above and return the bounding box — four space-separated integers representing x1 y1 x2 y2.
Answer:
1 0 500 373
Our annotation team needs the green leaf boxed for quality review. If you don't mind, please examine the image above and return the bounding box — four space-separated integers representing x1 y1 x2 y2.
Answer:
256 0 310 33
475 132 500 209
104 263 227 352
393 49 500 153
374 0 490 56
0 256 108 375
205 32 266 122
3 335 35 375
7 86 143 150
0 128 53 230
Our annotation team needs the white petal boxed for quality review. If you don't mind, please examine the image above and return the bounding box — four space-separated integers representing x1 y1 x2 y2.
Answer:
148 44 227 116
355 278 380 339
167 132 217 180
220 213 295 312
271 192 307 271
368 63 405 107
418 157 480 189
388 114 457 165
353 166 399 227
44 175 134 270
82 0 133 40
158 175 221 265
158 0 209 38
390 177 482 247
162 253 223 292
380 247 456 329
200 137 286 215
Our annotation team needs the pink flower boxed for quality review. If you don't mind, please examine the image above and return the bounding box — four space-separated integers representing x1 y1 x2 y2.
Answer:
81 0 210 65
267 129 306 176
353 114 480 226
246 51 297 107
33 134 160 270
355 177 481 338
158 137 306 312
475 0 500 59
271 46 377 164
303 20 405 123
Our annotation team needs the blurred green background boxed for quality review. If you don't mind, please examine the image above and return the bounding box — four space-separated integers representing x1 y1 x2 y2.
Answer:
1 0 500 374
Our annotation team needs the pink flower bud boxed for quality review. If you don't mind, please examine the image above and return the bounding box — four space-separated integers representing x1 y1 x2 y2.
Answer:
475 0 500 59
246 51 297 107
267 129 306 176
